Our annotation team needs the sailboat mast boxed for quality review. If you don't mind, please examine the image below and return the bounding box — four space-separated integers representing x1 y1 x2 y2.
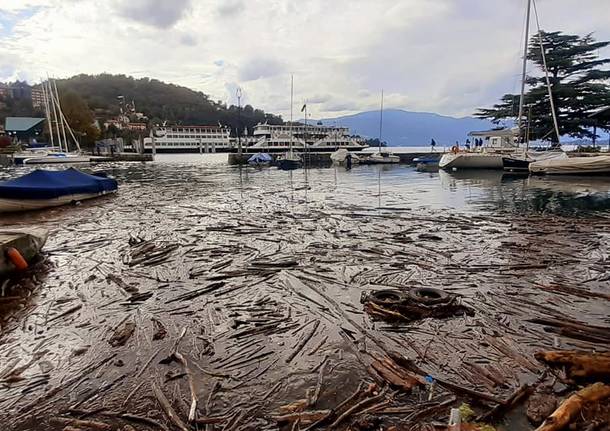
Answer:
41 81 55 150
379 90 384 153
517 0 532 142
48 79 63 152
533 0 561 144
289 74 294 154
52 79 69 152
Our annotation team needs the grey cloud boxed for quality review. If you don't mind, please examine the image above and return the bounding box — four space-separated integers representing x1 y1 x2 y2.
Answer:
238 58 284 82
307 94 331 104
180 33 197 46
323 101 361 112
217 0 244 18
115 0 192 29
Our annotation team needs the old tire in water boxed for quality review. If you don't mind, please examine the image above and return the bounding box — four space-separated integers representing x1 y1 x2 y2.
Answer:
368 289 406 306
408 287 450 305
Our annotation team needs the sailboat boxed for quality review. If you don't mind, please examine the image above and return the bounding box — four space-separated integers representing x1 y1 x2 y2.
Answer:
501 0 567 172
361 90 400 164
276 75 302 170
13 78 90 165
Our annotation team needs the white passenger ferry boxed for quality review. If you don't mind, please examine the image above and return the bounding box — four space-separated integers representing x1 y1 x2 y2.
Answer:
142 125 231 153
139 122 366 153
249 123 367 152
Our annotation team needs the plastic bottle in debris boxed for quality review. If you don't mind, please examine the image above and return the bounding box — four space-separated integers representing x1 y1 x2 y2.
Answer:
448 408 461 431
425 375 435 401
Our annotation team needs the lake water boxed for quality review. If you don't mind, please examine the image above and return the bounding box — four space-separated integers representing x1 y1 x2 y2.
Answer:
1 154 610 431
2 153 610 218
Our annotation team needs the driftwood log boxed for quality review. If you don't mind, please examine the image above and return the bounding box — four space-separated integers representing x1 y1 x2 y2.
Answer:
535 350 610 381
369 355 422 392
535 382 610 431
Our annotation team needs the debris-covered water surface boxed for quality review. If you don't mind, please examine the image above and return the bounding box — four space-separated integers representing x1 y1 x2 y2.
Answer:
1 155 609 431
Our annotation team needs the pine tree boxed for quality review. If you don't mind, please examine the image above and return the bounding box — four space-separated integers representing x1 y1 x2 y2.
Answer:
476 31 610 142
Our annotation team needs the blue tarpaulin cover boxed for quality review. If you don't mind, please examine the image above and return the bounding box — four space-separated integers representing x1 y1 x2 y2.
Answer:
248 153 273 164
0 168 118 200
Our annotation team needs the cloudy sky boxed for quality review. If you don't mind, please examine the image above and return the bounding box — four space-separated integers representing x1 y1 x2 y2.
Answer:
1 0 609 119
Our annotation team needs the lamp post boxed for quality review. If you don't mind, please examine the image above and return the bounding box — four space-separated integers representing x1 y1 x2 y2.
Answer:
236 87 242 155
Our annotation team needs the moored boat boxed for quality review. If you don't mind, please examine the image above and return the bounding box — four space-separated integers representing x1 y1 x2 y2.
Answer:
247 152 273 166
20 152 91 165
439 152 505 169
503 150 567 172
0 228 49 276
529 155 610 175
276 152 302 170
360 151 400 164
440 128 519 170
0 168 118 213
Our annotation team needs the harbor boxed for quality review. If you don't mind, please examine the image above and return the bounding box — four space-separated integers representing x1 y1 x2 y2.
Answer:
1 156 610 431
1 0 610 429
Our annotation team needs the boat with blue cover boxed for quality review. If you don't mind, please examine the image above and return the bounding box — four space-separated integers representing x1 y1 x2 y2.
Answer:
247 152 273 166
0 168 118 212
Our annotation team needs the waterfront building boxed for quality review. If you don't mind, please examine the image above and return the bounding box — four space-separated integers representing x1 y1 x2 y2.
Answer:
4 117 45 145
31 86 45 108
125 122 147 132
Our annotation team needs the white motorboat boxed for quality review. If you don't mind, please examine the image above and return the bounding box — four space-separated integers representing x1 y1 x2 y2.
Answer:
530 155 610 175
361 151 400 164
19 152 91 165
330 148 360 166
439 127 519 170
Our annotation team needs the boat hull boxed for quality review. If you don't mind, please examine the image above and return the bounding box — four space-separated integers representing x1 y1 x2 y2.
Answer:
0 191 117 213
360 153 400 164
439 153 504 169
502 157 530 172
0 228 49 275
530 155 610 175
276 159 302 170
22 156 91 165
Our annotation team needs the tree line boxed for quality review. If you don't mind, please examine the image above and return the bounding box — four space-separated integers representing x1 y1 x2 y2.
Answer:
1 74 285 148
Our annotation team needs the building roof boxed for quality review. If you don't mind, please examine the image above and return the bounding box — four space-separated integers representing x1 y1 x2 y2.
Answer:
468 128 517 137
5 117 45 132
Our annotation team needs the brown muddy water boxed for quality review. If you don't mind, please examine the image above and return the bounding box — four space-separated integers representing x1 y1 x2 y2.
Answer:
1 154 609 431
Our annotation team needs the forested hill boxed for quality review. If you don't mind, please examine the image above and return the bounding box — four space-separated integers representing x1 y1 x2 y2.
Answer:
56 74 284 131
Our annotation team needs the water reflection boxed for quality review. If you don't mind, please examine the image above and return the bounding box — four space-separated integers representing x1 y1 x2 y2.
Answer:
1 155 610 222
439 169 610 215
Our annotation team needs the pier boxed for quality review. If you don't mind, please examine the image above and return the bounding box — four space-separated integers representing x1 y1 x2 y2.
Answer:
89 153 154 162
228 150 443 165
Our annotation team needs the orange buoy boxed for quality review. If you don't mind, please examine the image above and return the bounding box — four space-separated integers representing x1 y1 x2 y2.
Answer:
6 247 28 271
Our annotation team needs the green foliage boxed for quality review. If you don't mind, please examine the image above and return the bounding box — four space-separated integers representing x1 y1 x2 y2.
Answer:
458 403 475 422
476 31 610 142
0 95 42 122
60 91 100 149
55 74 284 136
364 137 388 147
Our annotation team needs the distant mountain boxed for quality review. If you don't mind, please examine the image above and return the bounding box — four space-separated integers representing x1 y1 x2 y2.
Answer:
317 109 499 147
